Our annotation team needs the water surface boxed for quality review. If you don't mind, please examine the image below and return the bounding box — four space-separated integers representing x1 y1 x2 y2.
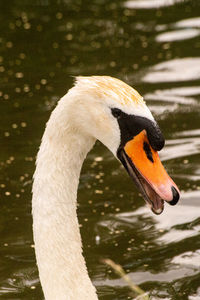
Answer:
0 0 200 299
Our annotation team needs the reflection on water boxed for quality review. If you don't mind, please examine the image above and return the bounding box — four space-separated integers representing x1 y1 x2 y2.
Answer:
176 17 200 28
143 58 200 83
161 137 200 161
156 16 200 42
145 87 199 104
0 0 200 299
124 0 185 9
156 28 200 42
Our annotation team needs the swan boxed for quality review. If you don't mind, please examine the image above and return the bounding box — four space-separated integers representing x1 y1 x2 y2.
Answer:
32 76 180 300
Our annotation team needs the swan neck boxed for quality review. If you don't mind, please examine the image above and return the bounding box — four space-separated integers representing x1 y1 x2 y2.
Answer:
32 96 97 300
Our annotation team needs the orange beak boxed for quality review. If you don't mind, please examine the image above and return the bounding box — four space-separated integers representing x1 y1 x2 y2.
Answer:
119 130 180 214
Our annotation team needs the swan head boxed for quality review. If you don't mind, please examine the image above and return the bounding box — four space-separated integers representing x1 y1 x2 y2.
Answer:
70 76 180 214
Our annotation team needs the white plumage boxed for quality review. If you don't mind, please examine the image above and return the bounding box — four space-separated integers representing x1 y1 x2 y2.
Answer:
32 76 160 300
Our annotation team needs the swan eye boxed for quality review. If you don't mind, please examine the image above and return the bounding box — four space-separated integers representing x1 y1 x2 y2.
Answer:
111 108 122 119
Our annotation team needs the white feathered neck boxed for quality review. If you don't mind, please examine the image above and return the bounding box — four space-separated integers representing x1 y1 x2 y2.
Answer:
32 76 152 300
32 91 97 299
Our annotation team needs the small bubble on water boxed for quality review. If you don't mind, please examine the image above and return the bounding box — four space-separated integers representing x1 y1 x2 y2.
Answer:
66 22 73 30
20 176 25 182
142 55 148 61
19 53 26 59
24 85 30 92
110 61 116 67
95 189 103 194
12 123 18 129
24 22 31 30
0 66 5 72
65 34 73 41
15 72 24 78
132 63 138 70
30 286 36 290
95 235 100 245
6 41 13 48
94 156 103 162
56 12 63 19
4 131 10 137
163 43 170 50
41 79 47 85
15 87 21 93
52 42 59 49
3 94 9 100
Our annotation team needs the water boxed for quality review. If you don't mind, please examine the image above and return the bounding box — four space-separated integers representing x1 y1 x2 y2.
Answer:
0 0 200 299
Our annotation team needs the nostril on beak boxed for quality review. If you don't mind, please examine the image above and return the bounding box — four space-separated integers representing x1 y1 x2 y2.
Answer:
169 186 180 206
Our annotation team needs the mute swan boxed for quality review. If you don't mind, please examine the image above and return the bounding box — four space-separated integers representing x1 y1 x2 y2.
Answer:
32 76 180 300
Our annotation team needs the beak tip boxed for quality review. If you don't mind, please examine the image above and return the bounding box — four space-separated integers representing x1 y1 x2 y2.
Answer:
168 186 180 206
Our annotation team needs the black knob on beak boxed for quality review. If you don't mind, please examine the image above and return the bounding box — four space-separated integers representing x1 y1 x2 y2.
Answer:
169 186 180 206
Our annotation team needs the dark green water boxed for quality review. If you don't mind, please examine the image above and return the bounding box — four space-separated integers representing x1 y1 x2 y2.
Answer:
0 0 200 299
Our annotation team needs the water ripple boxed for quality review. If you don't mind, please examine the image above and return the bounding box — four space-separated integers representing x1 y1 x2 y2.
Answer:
189 288 200 300
116 194 200 231
145 87 198 104
155 16 200 42
175 17 200 28
143 57 200 83
124 0 184 9
96 266 196 287
161 137 200 161
173 250 200 268
156 28 200 42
